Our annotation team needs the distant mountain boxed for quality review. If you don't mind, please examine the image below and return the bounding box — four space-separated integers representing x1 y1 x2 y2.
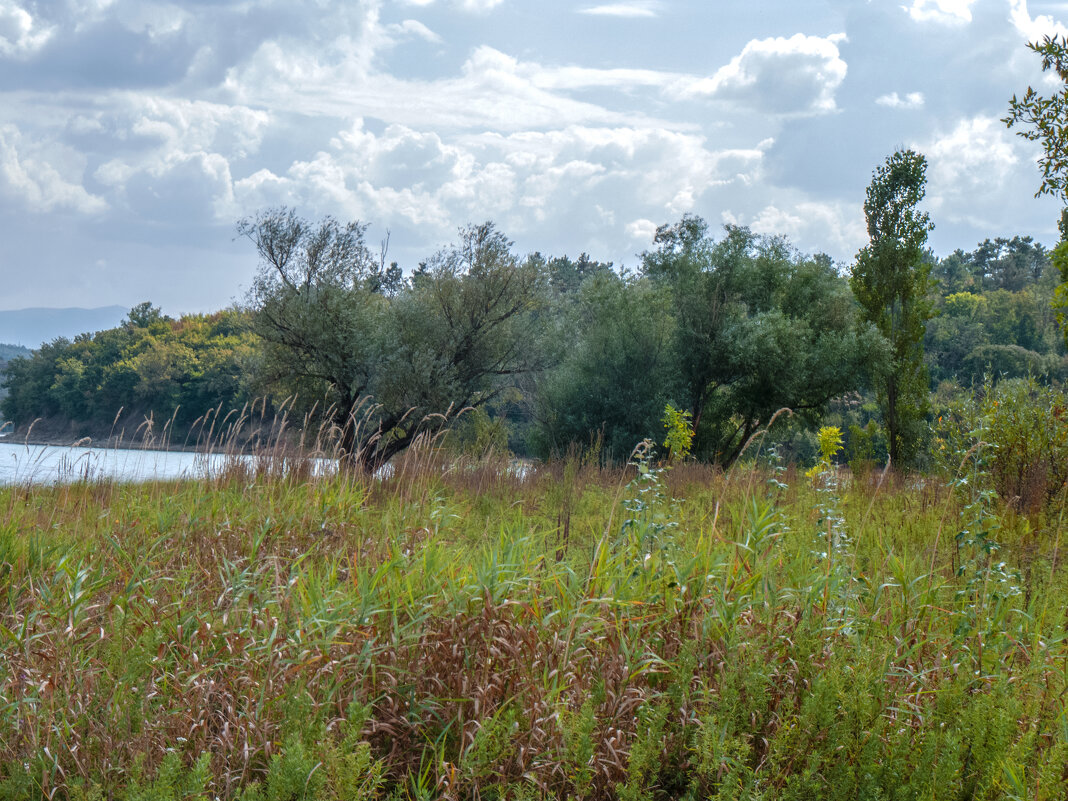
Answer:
0 306 128 348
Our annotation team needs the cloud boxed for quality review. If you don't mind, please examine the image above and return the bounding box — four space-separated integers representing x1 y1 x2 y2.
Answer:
456 0 505 11
228 119 769 266
682 33 847 116
79 95 270 224
387 19 442 43
392 0 504 9
904 0 977 25
0 1 54 58
925 116 1017 190
916 115 1037 230
737 200 866 257
1008 0 1068 41
224 44 673 131
875 91 925 108
0 124 106 214
625 218 658 242
577 2 661 18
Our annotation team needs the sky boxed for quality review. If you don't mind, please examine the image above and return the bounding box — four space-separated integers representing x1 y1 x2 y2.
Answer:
1 0 1067 313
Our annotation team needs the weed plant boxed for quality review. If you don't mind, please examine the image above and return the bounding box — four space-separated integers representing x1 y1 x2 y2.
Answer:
1 435 1067 799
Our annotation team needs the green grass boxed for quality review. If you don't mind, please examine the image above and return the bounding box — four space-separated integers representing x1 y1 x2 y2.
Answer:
1 453 1067 800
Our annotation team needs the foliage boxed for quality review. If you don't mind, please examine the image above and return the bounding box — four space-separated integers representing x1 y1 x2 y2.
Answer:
1004 35 1068 202
1054 238 1068 350
1 452 1067 798
530 271 676 462
816 424 843 463
932 236 1053 294
0 305 258 436
924 241 1067 385
851 149 935 468
660 404 694 463
642 216 880 467
934 376 1068 512
0 343 30 364
243 208 545 469
1005 35 1068 350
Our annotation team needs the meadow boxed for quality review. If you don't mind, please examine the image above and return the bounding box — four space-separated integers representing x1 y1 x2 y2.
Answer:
1 441 1067 801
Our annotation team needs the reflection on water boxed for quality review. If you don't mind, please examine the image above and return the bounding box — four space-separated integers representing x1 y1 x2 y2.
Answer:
0 441 267 485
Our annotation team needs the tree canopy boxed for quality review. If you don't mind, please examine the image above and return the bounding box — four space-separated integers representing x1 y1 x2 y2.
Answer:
243 208 545 469
639 216 881 466
0 306 258 439
851 150 935 468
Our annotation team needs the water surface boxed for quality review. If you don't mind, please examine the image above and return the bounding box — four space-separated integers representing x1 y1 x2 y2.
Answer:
0 440 251 485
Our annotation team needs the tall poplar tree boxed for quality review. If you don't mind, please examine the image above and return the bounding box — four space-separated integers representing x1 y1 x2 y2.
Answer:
851 150 934 468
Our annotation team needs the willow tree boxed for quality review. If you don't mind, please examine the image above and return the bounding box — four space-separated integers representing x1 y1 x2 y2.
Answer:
641 216 879 467
850 150 934 469
242 208 544 469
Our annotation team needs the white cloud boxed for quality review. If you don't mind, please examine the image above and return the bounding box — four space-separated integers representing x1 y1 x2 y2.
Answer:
456 0 504 11
578 1 661 18
84 95 269 223
230 119 767 258
746 200 866 257
0 124 106 214
225 44 672 131
625 218 658 242
525 64 677 91
916 115 1039 230
387 19 442 43
682 33 847 116
925 116 1018 189
1009 0 1068 41
904 0 977 25
392 0 504 9
0 1 54 58
875 91 925 108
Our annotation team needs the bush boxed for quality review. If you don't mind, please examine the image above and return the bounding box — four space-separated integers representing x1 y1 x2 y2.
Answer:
936 377 1068 512
984 377 1068 512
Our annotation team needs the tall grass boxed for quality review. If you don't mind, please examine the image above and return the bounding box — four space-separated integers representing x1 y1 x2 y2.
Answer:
0 439 1067 799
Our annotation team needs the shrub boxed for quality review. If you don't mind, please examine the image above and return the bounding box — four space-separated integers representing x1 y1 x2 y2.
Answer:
935 377 1068 512
984 377 1068 512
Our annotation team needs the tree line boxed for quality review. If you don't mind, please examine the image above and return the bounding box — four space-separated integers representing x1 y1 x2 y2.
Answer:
2 152 1066 469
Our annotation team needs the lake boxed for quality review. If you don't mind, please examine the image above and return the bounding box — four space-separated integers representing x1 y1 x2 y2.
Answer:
0 440 263 485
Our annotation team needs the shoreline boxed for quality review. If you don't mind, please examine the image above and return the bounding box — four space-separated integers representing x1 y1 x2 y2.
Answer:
0 421 307 455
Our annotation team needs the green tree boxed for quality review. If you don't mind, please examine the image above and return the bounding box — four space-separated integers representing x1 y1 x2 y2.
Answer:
643 216 878 467
242 208 544 469
851 150 935 468
0 305 258 437
530 271 676 461
1005 34 1068 347
1005 35 1068 202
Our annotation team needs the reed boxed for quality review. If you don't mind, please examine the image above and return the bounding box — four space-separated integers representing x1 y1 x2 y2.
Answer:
0 432 1066 799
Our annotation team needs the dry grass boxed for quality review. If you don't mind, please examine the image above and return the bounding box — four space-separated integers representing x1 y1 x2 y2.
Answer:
1 440 1067 799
